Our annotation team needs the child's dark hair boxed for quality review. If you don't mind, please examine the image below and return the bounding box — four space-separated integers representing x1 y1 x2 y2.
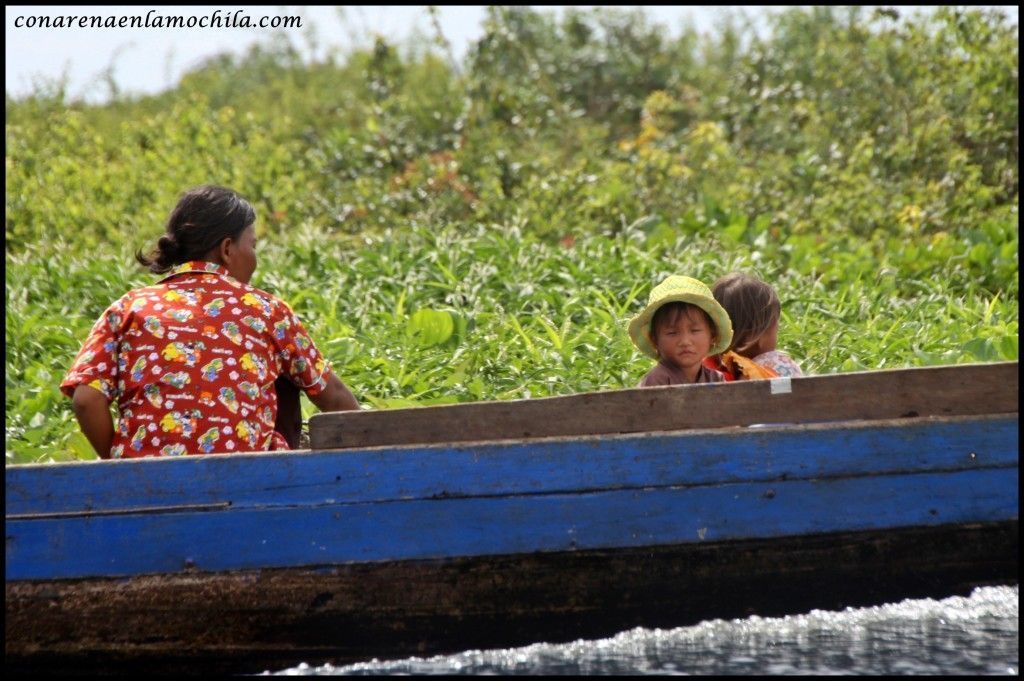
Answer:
135 185 256 274
651 302 716 340
711 273 780 355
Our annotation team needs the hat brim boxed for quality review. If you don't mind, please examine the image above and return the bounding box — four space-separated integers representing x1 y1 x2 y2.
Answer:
628 293 733 359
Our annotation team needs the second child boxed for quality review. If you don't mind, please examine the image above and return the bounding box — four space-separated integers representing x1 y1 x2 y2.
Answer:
706 272 804 380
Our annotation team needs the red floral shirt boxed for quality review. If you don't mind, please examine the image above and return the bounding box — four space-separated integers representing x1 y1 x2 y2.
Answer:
61 261 333 458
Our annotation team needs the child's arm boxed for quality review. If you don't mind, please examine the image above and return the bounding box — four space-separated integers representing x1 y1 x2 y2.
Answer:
71 384 114 459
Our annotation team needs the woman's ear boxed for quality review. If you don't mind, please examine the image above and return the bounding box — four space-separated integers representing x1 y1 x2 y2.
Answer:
218 236 235 265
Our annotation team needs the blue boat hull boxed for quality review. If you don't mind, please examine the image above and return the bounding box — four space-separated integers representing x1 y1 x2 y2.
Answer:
6 387 1019 673
7 416 1017 581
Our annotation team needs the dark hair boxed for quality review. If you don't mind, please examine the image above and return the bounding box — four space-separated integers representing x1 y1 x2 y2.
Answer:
712 273 780 355
651 302 716 340
135 185 256 274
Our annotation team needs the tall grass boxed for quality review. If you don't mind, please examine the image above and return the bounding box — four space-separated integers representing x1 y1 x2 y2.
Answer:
6 220 1017 464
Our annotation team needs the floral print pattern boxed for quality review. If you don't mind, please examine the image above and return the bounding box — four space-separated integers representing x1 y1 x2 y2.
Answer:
61 261 332 458
751 350 804 378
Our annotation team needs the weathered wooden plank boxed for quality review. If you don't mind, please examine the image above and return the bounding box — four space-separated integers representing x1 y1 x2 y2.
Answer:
309 362 1019 449
7 466 1017 581
6 522 1018 675
6 415 1016 517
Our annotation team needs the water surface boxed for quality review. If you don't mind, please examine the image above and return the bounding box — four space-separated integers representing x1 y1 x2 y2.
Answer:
271 586 1018 675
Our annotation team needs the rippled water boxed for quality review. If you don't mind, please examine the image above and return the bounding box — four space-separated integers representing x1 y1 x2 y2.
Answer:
270 586 1018 675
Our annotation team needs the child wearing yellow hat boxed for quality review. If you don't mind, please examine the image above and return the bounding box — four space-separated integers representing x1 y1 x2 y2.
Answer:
628 275 733 386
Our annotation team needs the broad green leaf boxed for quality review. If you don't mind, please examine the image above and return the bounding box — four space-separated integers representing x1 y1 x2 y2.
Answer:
406 309 455 347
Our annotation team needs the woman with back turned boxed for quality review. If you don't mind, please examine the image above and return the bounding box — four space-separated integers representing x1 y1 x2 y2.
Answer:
61 185 359 458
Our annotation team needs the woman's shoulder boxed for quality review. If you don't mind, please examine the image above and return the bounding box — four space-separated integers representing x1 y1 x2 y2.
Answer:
102 285 154 313
242 284 285 303
245 285 298 320
752 350 804 377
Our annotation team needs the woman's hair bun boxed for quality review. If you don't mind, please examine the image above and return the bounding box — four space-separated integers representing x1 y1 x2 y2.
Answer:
156 235 180 259
136 235 180 274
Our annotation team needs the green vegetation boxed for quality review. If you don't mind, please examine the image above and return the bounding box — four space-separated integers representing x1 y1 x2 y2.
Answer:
5 6 1018 463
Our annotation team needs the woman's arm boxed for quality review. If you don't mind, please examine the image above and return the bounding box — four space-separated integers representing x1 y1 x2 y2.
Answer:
308 371 360 412
273 376 303 448
71 384 114 459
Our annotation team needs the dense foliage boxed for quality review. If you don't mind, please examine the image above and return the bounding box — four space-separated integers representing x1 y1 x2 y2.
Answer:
5 6 1018 463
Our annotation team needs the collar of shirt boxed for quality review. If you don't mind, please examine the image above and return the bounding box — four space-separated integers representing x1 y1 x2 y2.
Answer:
158 260 239 285
657 358 714 383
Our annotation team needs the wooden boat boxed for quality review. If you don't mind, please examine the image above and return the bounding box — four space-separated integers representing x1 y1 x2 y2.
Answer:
6 362 1018 674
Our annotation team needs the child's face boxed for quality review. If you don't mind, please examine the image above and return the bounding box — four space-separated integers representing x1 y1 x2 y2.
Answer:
654 307 716 374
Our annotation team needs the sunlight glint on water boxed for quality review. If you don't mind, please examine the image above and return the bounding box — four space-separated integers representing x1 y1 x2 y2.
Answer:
269 586 1018 675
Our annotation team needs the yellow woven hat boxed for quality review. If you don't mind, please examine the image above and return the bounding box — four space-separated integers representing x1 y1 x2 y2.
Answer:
627 275 734 359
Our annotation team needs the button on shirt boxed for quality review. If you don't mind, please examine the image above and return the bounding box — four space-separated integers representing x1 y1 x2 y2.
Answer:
61 261 332 458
